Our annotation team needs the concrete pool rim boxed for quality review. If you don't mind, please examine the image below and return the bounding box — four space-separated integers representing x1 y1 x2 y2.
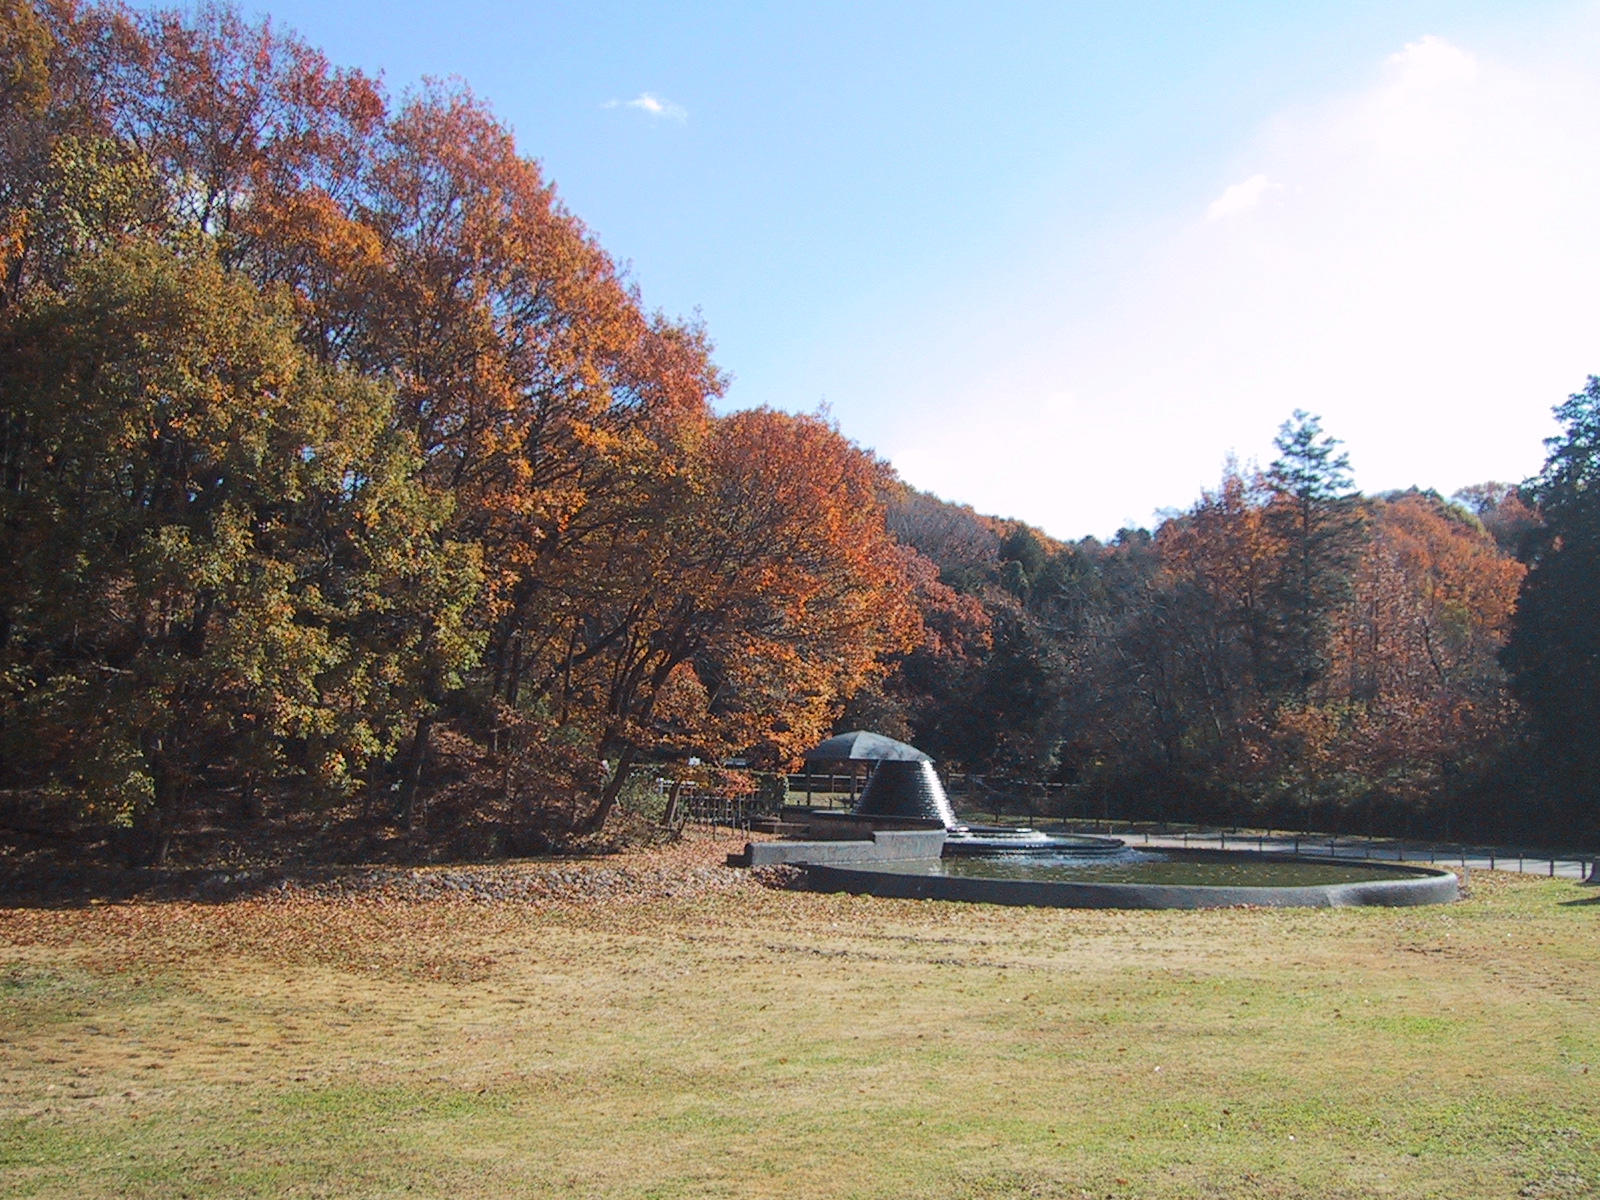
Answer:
799 848 1460 909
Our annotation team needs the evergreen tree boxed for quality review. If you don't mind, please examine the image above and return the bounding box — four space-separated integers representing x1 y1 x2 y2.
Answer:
1262 410 1364 698
1502 377 1600 824
998 526 1047 599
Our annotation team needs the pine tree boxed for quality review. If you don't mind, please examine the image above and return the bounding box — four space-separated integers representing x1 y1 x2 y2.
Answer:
1502 377 1600 823
1262 410 1364 699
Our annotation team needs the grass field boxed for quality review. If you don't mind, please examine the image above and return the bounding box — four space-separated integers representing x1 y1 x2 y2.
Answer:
2 834 1596 1199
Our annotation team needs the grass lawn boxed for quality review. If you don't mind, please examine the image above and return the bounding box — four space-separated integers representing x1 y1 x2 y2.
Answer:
1 834 1596 1199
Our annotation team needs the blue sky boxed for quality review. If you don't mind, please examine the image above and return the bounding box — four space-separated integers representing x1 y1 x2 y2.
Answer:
240 0 1600 537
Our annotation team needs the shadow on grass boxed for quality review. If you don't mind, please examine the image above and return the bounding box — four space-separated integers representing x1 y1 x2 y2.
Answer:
1 827 683 910
0 802 655 909
0 864 316 909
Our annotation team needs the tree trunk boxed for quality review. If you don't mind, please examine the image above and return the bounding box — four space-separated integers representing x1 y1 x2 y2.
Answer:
240 771 263 822
584 744 637 834
660 779 685 835
137 736 186 868
399 715 435 836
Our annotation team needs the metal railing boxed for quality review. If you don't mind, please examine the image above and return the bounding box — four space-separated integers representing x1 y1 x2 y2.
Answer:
676 789 757 831
708 773 1599 881
1047 819 1598 881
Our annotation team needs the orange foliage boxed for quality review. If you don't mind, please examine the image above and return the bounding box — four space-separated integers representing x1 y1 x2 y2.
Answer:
1157 462 1277 653
4 4 927 840
1342 492 1524 691
893 543 992 661
1150 467 1526 813
686 409 924 752
1318 492 1525 800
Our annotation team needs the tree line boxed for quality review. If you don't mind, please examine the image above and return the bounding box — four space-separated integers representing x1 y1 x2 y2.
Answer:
2 3 1596 866
871 406 1594 845
0 1 932 863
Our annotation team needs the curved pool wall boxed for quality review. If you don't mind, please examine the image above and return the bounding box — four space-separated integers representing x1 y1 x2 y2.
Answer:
800 850 1459 909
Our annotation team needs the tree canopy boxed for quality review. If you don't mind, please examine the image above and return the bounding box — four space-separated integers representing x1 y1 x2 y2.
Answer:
0 0 929 860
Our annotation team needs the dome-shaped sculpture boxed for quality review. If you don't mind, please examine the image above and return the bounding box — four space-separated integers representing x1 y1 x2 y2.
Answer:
853 759 959 828
803 730 930 763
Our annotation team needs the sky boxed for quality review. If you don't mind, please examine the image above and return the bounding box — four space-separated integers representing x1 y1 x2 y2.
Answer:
229 0 1600 538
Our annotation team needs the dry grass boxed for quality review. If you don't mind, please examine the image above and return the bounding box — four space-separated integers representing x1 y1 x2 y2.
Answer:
2 832 1597 1199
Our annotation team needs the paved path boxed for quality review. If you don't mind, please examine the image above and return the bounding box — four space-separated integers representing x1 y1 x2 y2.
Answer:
1055 827 1599 882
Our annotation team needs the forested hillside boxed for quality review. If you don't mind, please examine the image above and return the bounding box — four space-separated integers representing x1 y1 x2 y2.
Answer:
2 2 1593 868
871 413 1562 841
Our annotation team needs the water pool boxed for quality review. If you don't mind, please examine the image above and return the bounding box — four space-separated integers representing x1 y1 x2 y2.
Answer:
801 848 1459 909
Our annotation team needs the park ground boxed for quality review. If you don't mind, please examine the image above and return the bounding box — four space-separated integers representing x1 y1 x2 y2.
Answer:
1 833 1596 1199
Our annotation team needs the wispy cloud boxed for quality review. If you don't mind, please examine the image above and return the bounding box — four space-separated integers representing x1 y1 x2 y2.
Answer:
1206 173 1279 219
603 92 687 122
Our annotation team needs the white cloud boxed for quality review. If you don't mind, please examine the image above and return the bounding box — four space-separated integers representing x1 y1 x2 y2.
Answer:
604 92 687 122
1206 174 1279 219
1389 35 1479 90
866 30 1600 538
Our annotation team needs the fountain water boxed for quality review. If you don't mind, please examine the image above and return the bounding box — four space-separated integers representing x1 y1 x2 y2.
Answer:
849 759 1125 857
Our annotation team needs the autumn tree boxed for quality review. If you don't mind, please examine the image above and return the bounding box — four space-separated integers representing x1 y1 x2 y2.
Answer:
853 537 992 760
885 487 1001 595
533 409 921 831
1452 481 1541 556
1042 433 1528 832
0 241 478 861
1329 491 1523 815
879 490 1095 777
1153 462 1276 755
41 5 726 829
94 2 385 269
2 2 941 855
1 0 56 303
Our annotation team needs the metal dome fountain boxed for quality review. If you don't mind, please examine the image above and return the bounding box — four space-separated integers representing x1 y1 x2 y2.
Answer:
737 730 1460 908
802 731 1124 857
